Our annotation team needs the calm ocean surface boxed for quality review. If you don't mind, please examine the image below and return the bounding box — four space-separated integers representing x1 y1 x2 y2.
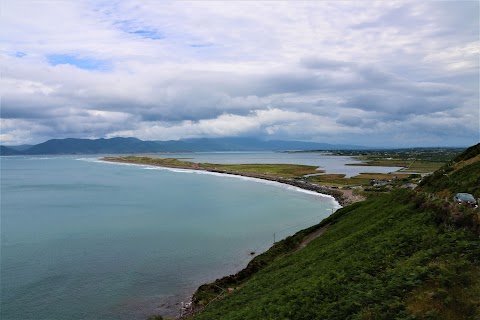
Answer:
0 153 370 320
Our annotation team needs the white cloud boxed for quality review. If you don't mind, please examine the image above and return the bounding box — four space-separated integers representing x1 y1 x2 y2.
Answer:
0 0 478 147
106 107 365 141
424 41 480 72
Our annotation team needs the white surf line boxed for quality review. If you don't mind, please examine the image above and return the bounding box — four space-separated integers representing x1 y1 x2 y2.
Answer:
90 158 342 209
145 165 341 208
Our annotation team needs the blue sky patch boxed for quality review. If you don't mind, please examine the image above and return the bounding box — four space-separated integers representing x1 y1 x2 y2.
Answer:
114 19 164 40
131 29 164 40
15 51 26 58
47 54 111 71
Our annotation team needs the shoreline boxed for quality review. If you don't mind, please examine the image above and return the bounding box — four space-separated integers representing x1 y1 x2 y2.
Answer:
100 157 357 206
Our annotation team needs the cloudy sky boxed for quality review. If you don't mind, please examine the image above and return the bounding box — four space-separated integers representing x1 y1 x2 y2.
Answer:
1 1 479 147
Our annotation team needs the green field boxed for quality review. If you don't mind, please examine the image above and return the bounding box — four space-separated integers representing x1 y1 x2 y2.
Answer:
346 158 444 173
209 163 321 178
333 148 464 162
334 148 463 174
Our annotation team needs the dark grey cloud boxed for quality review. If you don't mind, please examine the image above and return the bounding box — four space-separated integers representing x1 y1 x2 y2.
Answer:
336 115 371 128
1 95 68 119
254 72 321 96
344 93 462 118
300 57 350 70
356 66 395 84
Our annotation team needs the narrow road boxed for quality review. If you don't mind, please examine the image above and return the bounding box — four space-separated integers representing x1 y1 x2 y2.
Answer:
296 224 331 252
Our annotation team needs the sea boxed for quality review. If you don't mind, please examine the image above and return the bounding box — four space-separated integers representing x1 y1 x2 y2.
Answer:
0 152 401 320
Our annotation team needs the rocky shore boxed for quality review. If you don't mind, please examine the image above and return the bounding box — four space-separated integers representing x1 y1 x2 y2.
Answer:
205 169 353 206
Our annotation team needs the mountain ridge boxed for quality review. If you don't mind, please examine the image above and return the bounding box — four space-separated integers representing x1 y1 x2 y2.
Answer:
0 146 23 156
1 137 369 155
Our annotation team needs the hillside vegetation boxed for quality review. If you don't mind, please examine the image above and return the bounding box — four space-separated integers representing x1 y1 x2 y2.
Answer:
189 144 480 320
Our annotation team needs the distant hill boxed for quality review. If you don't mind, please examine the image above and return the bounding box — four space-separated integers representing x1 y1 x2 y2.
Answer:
177 137 367 151
191 143 480 320
0 137 368 155
23 137 164 155
6 144 33 151
0 146 23 156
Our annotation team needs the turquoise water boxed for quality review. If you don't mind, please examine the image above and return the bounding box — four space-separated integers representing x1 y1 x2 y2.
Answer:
1 155 339 320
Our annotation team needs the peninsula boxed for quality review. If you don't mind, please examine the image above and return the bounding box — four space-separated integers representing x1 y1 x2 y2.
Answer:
101 156 358 206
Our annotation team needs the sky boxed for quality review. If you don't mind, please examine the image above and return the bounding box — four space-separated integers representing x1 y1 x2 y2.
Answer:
1 0 479 147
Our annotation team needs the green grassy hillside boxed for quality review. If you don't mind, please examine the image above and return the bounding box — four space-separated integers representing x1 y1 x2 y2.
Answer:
191 145 480 320
419 143 480 197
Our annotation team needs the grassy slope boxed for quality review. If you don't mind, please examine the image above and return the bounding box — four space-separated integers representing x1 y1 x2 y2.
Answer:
419 144 480 197
193 145 480 320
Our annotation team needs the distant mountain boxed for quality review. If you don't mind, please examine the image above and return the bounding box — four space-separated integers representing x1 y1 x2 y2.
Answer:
0 137 368 155
0 146 23 155
23 137 164 155
7 144 34 151
174 137 368 151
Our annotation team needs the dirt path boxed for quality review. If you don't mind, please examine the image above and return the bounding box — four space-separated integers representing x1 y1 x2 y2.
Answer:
295 224 331 252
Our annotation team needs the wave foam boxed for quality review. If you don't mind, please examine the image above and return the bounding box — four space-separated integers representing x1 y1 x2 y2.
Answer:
145 165 341 207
